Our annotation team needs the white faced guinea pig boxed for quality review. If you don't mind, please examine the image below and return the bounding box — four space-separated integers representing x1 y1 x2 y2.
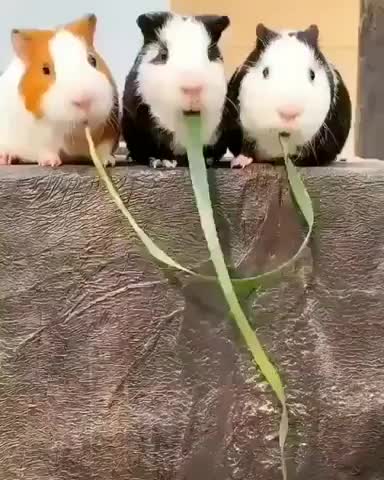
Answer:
122 11 230 168
223 23 352 168
0 14 119 167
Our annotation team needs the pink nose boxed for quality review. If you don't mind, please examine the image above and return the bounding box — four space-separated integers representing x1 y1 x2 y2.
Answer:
181 85 203 98
72 97 93 111
278 106 302 122
181 85 203 112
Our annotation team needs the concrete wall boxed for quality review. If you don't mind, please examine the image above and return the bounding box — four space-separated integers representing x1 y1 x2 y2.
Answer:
172 0 360 157
1 161 384 479
0 0 169 94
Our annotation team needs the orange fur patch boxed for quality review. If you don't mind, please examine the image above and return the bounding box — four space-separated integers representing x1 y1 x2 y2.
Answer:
13 29 55 118
65 14 97 47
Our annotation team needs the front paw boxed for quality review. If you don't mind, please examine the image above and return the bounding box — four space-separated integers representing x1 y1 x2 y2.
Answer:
38 152 62 168
0 153 18 165
101 154 116 167
149 158 177 169
230 154 253 169
162 159 177 169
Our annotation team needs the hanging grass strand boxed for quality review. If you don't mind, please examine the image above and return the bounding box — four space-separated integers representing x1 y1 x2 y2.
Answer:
86 121 316 480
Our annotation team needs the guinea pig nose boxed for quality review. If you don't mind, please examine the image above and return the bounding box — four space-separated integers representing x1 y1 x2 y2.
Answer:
72 97 93 111
181 85 203 97
278 106 303 122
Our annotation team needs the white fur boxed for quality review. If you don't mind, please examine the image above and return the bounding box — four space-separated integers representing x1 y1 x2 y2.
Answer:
239 32 332 159
0 30 114 163
137 15 227 151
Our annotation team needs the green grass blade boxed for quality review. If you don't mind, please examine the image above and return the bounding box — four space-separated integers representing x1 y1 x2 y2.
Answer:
184 115 288 480
86 121 316 480
85 127 197 276
86 126 313 293
233 137 314 288
284 147 314 227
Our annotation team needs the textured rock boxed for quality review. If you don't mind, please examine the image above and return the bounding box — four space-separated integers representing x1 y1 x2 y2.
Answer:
0 161 384 479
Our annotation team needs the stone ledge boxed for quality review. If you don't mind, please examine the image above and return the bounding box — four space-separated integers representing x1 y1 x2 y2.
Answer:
0 156 383 176
0 161 383 479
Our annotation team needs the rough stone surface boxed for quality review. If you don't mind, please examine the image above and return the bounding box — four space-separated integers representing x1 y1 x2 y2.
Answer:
0 161 384 480
356 0 384 159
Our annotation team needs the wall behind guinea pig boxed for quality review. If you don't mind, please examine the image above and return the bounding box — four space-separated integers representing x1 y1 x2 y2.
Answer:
172 0 360 158
0 0 169 94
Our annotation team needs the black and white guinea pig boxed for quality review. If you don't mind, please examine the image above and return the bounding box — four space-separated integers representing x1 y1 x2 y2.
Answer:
222 23 352 168
121 11 230 168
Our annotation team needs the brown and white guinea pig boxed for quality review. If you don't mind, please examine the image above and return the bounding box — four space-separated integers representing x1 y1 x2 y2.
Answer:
222 23 352 168
0 14 119 167
122 11 230 168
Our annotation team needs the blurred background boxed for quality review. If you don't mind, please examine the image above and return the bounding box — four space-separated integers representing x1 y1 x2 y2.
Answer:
0 0 360 156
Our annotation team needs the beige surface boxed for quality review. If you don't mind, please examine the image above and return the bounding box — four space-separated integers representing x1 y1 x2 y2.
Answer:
171 0 360 156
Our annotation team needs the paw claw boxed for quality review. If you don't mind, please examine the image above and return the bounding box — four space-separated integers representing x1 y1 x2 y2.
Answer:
38 153 62 168
150 158 163 169
102 154 116 167
149 158 177 169
231 155 253 169
162 159 177 169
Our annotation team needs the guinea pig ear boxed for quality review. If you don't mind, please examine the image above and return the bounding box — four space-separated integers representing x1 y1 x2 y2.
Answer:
196 15 230 43
305 24 319 46
296 24 319 49
11 29 53 63
11 30 31 61
136 12 170 41
256 23 278 48
65 14 97 46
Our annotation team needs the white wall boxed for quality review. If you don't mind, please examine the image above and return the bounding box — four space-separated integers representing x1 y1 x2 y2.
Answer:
0 0 169 94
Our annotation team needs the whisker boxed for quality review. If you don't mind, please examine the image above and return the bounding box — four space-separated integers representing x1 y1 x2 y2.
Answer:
322 122 337 146
231 66 245 83
242 60 258 69
70 122 76 147
258 37 267 49
309 140 318 163
300 138 317 164
225 95 239 115
106 115 120 132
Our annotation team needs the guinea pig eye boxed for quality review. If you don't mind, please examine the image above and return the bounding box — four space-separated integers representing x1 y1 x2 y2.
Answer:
262 67 270 79
309 69 316 81
88 53 97 68
158 48 168 63
208 44 221 62
42 64 51 75
151 46 168 64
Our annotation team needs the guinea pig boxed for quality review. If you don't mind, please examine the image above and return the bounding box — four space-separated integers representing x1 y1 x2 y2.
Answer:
121 11 230 168
0 14 119 167
222 23 352 168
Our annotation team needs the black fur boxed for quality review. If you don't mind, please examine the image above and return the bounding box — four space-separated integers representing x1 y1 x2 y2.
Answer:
220 24 352 166
136 11 172 44
121 12 230 167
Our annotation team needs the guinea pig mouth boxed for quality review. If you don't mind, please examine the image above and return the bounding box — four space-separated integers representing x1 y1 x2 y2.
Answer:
279 131 291 138
183 110 201 116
